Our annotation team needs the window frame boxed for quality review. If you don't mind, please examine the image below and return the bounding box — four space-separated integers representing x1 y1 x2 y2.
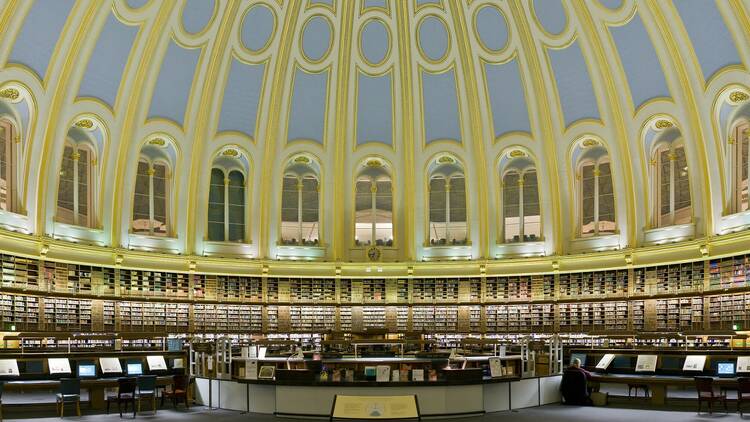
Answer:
131 157 172 237
577 157 616 238
55 141 96 228
0 118 18 213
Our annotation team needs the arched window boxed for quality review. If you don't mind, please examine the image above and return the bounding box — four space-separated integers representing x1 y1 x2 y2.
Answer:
0 118 17 212
652 143 691 226
208 168 245 242
577 151 616 237
731 120 749 213
56 144 94 227
502 169 541 242
280 157 319 245
355 160 393 247
428 157 467 245
132 160 169 236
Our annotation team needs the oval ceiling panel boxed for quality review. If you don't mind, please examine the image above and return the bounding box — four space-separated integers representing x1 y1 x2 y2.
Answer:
360 20 390 65
241 4 275 52
418 16 449 62
302 15 332 62
475 5 509 52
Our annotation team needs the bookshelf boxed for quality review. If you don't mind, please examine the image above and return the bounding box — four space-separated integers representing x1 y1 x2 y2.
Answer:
0 250 750 338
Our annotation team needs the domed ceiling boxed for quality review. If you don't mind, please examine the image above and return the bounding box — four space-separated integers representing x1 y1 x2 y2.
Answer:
0 0 749 263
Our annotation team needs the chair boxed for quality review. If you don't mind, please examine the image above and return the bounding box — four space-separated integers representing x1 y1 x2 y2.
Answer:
162 374 190 408
628 383 650 398
137 375 157 414
106 377 137 418
737 377 750 415
55 378 81 417
560 369 592 405
695 376 727 414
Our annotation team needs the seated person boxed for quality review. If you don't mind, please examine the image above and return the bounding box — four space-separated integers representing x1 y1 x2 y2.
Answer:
560 359 593 405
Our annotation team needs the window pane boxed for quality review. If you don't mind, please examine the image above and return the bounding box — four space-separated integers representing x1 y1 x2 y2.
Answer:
132 161 151 233
152 163 168 236
0 122 9 210
674 146 691 224
375 180 392 244
228 171 245 242
207 168 225 241
522 171 541 241
77 148 89 225
281 176 298 223
449 176 466 223
56 146 75 225
740 123 749 212
355 180 373 246
659 149 670 220
598 162 616 233
429 177 446 223
301 176 318 243
581 164 595 235
503 172 520 242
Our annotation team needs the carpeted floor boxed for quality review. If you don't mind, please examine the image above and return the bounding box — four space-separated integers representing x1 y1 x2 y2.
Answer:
1 404 748 421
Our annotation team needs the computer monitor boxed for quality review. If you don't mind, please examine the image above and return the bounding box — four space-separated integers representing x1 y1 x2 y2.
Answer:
717 361 736 378
570 353 587 367
77 363 97 378
127 363 143 376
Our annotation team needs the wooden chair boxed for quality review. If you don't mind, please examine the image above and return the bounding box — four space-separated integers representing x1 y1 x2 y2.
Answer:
737 377 750 415
137 375 157 414
106 377 137 418
162 374 190 408
695 376 727 414
55 378 81 418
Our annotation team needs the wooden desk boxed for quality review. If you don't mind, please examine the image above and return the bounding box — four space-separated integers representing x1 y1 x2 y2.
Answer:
3 376 177 409
590 373 739 405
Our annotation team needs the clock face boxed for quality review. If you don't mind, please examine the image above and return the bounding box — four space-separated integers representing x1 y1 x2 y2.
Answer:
367 247 380 261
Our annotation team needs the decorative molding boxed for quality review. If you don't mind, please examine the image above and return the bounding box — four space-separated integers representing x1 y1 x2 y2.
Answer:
294 156 310 164
365 159 382 167
148 137 166 146
729 91 749 103
654 119 674 129
437 155 455 164
582 138 599 147
221 148 239 157
509 150 527 158
0 88 20 100
74 119 94 129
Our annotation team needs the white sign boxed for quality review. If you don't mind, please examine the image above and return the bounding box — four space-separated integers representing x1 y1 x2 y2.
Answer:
331 395 419 420
99 357 123 374
0 359 19 376
738 357 750 373
173 358 184 369
246 360 258 380
258 347 267 359
147 355 167 371
376 365 390 382
635 355 658 372
683 355 707 372
412 369 424 382
488 357 504 378
596 354 616 370
48 358 72 375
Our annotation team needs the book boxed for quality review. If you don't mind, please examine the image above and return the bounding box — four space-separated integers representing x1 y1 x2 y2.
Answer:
412 369 424 382
391 369 400 382
332 369 341 382
428 369 438 382
344 369 354 382
488 357 503 378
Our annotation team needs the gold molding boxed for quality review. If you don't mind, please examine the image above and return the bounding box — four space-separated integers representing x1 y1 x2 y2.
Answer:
730 91 749 103
74 119 94 129
0 88 19 100
655 119 674 129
